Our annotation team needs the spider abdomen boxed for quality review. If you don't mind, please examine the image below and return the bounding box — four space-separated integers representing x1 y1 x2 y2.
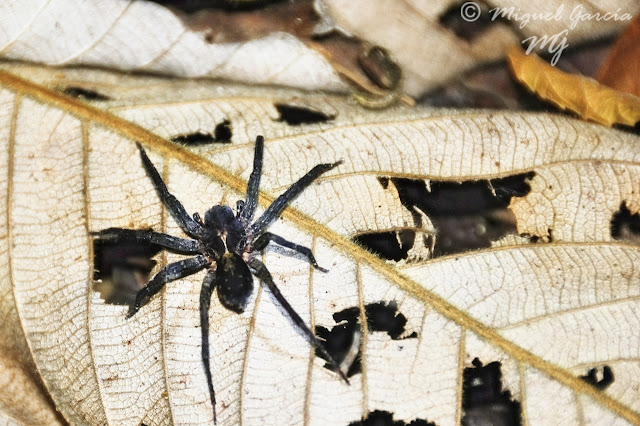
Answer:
216 252 254 313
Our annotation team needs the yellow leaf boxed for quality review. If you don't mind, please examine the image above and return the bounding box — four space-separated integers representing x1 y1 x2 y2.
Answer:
508 46 640 126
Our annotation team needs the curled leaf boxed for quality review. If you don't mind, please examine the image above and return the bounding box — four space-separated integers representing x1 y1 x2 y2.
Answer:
508 46 640 126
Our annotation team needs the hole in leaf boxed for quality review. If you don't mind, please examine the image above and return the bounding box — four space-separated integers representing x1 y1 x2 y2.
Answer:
353 230 414 261
171 132 215 145
397 173 533 215
93 233 161 306
315 311 362 377
274 103 335 125
528 229 554 243
439 1 497 41
365 301 417 339
315 301 417 377
611 201 640 241
491 172 535 204
171 120 233 145
62 86 111 101
580 366 614 390
462 358 522 426
382 172 534 257
377 177 390 189
348 410 436 426
214 119 232 142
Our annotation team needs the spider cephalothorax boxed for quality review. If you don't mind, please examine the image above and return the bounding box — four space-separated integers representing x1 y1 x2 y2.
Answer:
94 136 347 423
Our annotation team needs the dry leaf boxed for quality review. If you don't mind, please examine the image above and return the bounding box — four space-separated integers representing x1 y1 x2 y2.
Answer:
3 1 639 99
0 307 63 425
0 0 347 92
317 0 640 96
597 13 640 97
508 46 640 126
1 66 640 425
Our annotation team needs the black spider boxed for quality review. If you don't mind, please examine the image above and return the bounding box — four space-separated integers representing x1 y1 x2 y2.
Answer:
94 136 348 423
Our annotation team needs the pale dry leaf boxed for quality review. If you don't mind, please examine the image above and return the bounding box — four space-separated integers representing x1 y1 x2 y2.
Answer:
3 1 639 101
0 86 64 425
0 62 447 131
318 0 640 96
0 68 639 426
403 243 640 421
0 0 347 92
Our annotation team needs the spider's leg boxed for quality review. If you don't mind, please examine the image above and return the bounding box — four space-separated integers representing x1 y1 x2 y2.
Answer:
240 135 264 222
136 143 204 239
250 160 342 235
253 232 328 272
248 258 349 384
193 212 204 227
93 228 201 254
199 268 219 424
128 255 209 318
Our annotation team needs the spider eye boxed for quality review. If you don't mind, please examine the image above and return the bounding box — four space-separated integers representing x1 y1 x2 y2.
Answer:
204 205 235 230
216 252 254 313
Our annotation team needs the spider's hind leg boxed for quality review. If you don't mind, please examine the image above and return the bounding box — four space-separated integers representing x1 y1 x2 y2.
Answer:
128 255 209 318
199 268 219 424
248 258 349 384
253 232 328 272
93 228 201 254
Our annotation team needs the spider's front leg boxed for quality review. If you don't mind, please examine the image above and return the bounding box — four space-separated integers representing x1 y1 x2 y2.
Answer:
250 159 342 235
128 255 209 318
238 135 264 222
136 143 205 239
253 232 328 272
247 258 349 384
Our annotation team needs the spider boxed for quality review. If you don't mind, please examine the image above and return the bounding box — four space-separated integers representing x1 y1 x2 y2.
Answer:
94 136 348 424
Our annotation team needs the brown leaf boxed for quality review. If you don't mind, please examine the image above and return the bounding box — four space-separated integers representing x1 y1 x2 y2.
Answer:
597 14 640 97
508 46 640 126
164 0 318 43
